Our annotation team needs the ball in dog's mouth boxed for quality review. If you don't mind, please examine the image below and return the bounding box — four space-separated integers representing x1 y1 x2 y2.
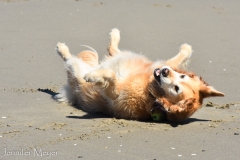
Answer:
151 101 167 122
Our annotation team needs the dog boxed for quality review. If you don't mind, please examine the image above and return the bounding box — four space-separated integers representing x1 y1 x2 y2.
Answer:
54 28 224 122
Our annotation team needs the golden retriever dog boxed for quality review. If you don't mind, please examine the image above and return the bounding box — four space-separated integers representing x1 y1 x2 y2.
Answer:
54 28 224 122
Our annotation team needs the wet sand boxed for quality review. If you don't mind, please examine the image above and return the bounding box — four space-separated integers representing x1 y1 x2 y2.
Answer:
1 0 240 159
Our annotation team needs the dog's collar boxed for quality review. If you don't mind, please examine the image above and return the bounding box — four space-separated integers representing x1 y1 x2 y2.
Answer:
151 101 167 115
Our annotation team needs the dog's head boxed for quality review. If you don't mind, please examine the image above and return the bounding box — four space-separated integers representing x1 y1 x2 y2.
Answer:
154 66 224 103
153 66 224 122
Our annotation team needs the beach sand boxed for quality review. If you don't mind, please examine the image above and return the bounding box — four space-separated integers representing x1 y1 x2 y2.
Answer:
1 0 240 159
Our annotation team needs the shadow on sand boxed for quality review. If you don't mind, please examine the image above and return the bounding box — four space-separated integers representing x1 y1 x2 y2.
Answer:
66 112 111 119
168 118 210 127
66 112 210 126
38 88 58 97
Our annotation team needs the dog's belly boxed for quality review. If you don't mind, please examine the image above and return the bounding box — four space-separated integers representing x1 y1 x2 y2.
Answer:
100 51 153 80
79 52 159 119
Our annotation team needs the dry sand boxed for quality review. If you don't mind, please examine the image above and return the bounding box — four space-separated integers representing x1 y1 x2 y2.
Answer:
1 0 240 159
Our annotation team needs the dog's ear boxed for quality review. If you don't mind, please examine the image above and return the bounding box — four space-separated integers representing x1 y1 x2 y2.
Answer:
200 85 224 98
199 77 224 98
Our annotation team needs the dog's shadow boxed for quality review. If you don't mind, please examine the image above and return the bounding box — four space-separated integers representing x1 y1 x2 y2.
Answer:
141 117 210 126
38 88 210 126
66 112 111 119
38 88 58 97
66 112 210 126
168 118 210 127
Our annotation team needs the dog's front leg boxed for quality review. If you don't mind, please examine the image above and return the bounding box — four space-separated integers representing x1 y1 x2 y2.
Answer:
84 69 119 100
166 44 193 69
156 97 200 122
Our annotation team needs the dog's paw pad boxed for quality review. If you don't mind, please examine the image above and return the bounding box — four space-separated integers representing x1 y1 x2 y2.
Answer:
180 44 193 56
56 42 71 60
109 28 120 44
56 42 68 52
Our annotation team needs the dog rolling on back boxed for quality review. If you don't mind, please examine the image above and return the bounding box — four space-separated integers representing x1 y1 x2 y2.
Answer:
54 29 224 122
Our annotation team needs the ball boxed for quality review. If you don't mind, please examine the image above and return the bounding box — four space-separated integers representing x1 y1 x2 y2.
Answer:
151 111 165 122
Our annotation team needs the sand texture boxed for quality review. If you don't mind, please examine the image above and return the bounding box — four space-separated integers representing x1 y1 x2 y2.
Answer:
1 0 240 159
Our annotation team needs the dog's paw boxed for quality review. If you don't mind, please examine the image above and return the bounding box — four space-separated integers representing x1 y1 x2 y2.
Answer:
181 98 197 110
179 44 192 58
84 71 105 85
109 28 120 45
56 42 71 60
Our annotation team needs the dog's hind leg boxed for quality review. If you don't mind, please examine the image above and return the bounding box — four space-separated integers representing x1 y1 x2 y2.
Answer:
56 42 92 84
166 44 193 69
108 28 121 56
55 42 94 104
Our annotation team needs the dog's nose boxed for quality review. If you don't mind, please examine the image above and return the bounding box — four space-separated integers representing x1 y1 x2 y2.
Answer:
161 68 169 77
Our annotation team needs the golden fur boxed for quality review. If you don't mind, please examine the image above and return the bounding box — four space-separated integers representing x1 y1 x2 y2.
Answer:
54 28 224 122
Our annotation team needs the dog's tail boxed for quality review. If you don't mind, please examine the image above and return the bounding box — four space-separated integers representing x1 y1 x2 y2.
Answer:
80 45 98 54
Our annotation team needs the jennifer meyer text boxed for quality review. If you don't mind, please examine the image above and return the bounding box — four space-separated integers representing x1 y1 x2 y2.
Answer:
0 147 58 158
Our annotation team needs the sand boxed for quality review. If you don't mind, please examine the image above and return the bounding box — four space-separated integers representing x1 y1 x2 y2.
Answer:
1 0 240 159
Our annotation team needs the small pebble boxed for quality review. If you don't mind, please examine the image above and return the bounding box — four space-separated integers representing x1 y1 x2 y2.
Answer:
178 155 182 157
234 133 239 135
2 117 6 119
74 144 77 146
191 154 197 156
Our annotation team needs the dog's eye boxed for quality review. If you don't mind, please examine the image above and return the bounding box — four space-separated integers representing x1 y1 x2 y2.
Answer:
180 75 185 79
174 86 179 93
